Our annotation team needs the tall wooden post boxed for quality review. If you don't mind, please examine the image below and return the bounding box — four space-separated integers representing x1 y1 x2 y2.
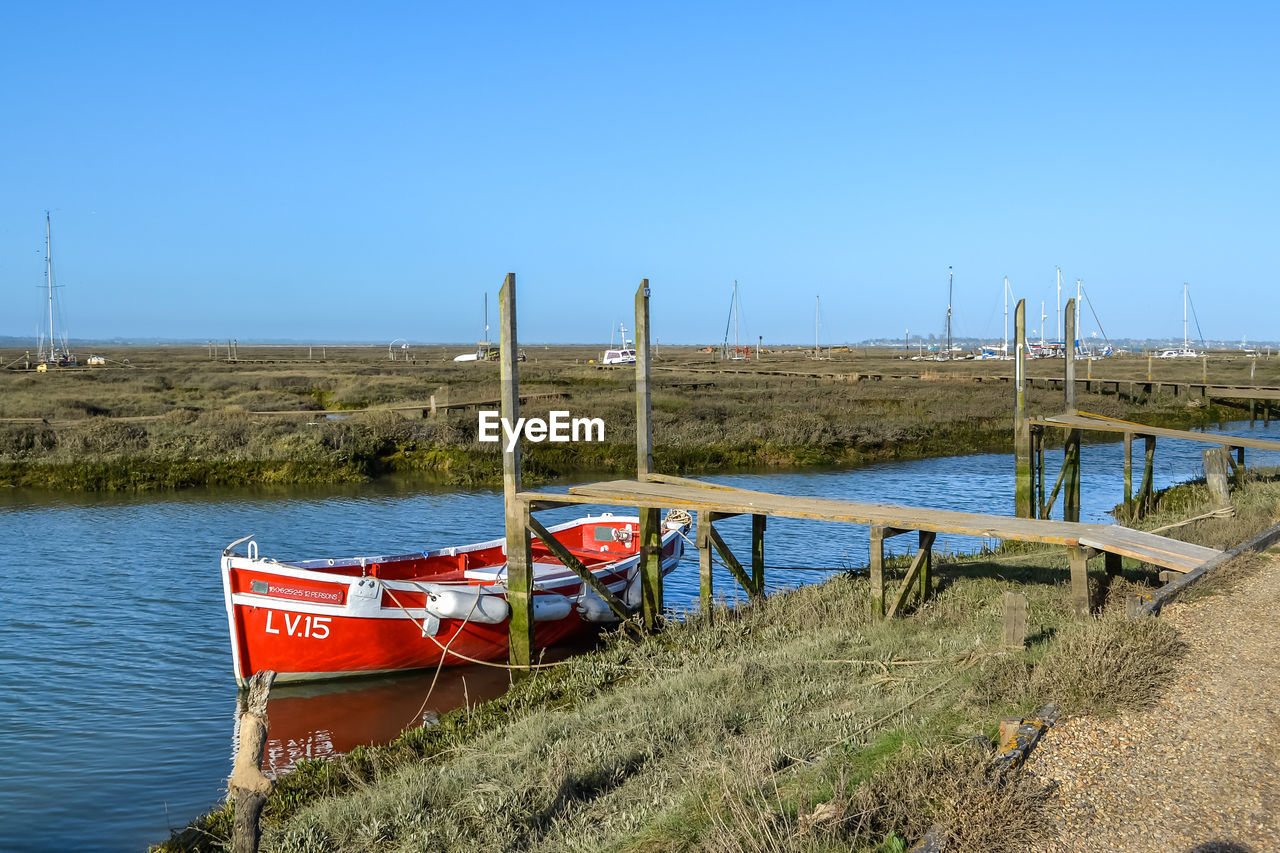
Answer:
870 526 886 617
698 510 713 618
1123 431 1133 513
500 273 534 670
1139 436 1156 517
635 279 663 629
1014 300 1034 517
1064 298 1076 413
751 515 766 596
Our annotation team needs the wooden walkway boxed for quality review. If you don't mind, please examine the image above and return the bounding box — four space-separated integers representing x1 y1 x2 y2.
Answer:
1032 411 1280 452
519 474 1221 617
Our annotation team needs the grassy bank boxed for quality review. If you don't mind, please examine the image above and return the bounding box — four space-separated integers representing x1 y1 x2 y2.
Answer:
155 472 1280 852
1 346 1261 491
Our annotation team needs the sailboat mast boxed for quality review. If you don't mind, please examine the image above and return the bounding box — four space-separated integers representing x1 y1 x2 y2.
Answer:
1055 267 1061 346
945 266 953 360
734 281 740 351
45 211 55 361
1076 278 1082 352
1003 276 1009 355
815 295 820 355
1182 280 1192 350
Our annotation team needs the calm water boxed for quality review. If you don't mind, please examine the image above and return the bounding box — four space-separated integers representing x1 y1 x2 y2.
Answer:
1 421 1275 852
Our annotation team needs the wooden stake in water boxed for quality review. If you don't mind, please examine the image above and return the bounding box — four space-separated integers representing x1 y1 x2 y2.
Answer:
230 670 275 853
1014 299 1034 518
635 279 663 629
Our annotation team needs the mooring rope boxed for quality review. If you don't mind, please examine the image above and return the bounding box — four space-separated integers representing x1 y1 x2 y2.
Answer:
374 578 563 671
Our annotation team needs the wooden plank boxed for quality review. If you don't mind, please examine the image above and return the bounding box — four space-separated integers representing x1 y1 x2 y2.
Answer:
527 514 632 623
1033 411 1280 452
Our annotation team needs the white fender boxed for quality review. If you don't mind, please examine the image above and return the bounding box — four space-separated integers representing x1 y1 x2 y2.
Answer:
577 590 622 623
424 588 509 624
533 595 573 622
624 570 643 608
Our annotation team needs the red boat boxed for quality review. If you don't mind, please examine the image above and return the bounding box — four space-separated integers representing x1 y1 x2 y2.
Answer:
221 513 687 685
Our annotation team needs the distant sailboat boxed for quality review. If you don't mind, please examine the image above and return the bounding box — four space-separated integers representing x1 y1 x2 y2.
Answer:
37 211 76 368
1157 283 1200 358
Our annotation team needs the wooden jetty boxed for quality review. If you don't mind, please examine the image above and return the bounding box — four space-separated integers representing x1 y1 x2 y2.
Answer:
491 275 1232 670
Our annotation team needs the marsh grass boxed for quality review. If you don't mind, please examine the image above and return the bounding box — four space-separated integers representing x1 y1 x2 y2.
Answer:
0 346 1240 491
156 534 1212 852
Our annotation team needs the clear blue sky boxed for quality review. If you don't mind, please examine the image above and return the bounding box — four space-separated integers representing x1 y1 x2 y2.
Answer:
2 2 1276 346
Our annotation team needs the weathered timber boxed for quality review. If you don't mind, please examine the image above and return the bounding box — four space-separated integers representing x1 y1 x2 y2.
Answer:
698 510 714 616
524 478 1222 573
885 531 936 618
751 514 766 594
1014 300 1034 517
1068 545 1094 616
1002 592 1028 650
500 274 534 670
1064 298 1076 413
1203 446 1231 507
1034 411 1280 453
230 670 276 853
634 279 662 628
1138 519 1280 616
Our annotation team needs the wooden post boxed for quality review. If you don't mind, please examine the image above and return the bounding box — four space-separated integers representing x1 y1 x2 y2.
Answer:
1139 436 1156 518
1035 428 1046 519
1064 298 1076 413
634 279 663 629
1068 545 1091 617
1064 428 1082 523
918 529 933 601
1203 447 1231 507
499 273 534 670
1014 300 1034 518
1123 431 1133 514
1236 446 1245 487
230 670 276 853
1104 551 1122 578
870 525 886 617
751 514 765 596
1002 592 1027 649
698 510 714 618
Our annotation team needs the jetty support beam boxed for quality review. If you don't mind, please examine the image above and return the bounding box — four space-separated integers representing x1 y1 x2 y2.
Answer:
635 278 663 629
1068 545 1096 616
698 509 714 616
1014 299 1034 517
886 531 936 618
528 515 633 623
706 518 762 600
500 273 535 671
751 514 766 595
869 525 913 618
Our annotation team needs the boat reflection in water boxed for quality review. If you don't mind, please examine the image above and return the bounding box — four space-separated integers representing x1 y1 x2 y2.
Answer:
254 636 599 775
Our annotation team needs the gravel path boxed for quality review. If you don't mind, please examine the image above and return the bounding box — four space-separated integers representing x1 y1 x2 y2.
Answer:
1026 554 1280 852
